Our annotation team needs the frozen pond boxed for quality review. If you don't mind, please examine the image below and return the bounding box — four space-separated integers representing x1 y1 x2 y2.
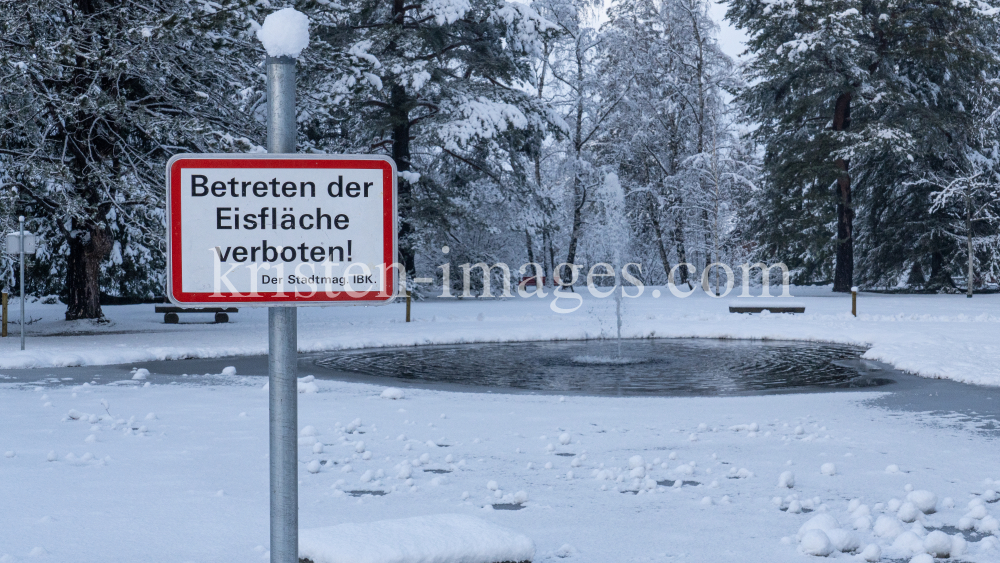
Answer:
314 339 893 396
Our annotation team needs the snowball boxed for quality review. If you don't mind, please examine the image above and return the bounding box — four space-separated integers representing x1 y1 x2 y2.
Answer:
983 489 999 502
906 490 937 514
978 515 1000 534
820 462 836 476
221 366 237 376
897 501 921 523
300 426 317 437
799 529 833 556
798 514 840 539
874 515 904 539
966 503 988 520
46 451 57 462
951 534 966 557
132 368 149 380
312 442 324 454
307 460 321 474
381 387 404 400
787 500 802 514
628 455 644 469
487 480 499 491
886 464 901 474
298 377 319 394
778 471 795 488
922 530 951 557
360 470 372 483
891 531 925 556
355 441 365 453
826 528 860 553
859 544 881 562
256 8 311 59
559 433 571 445
513 490 528 504
700 496 713 506
4 451 13 458
145 412 156 420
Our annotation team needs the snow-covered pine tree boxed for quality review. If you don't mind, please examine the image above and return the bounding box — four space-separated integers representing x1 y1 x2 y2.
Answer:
0 0 269 318
853 0 1000 290
301 0 554 281
727 0 870 290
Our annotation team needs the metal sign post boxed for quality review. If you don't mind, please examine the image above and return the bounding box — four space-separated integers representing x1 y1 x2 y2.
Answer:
266 54 298 563
19 216 24 350
164 64 396 563
5 217 36 350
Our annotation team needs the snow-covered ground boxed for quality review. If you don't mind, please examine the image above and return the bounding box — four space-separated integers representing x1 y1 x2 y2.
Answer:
1 373 999 562
2 285 1000 386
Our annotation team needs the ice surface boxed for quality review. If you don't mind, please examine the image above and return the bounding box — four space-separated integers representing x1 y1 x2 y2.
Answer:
256 8 310 59
298 514 534 563
6 287 1000 391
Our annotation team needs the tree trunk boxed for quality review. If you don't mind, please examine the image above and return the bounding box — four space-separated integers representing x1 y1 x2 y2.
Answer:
832 92 853 292
562 41 586 288
64 224 111 320
648 197 672 281
390 83 415 278
564 173 584 287
967 201 974 298
674 204 691 287
927 233 954 290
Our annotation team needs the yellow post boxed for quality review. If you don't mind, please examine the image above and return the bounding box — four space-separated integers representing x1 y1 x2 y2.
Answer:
1 291 7 337
405 290 411 323
851 286 857 317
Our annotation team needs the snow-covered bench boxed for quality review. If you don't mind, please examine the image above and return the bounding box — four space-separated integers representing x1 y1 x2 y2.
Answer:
729 305 805 314
154 306 238 324
298 514 534 563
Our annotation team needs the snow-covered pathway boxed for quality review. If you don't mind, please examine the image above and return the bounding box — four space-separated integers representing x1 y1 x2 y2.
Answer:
1 375 998 562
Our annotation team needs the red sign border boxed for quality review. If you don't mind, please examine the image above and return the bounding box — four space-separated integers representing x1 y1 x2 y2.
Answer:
166 154 397 306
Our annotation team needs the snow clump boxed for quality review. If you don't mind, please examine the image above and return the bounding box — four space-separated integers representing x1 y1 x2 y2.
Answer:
797 514 859 556
256 8 310 59
221 366 237 376
132 368 149 380
906 490 937 514
381 387 404 400
799 530 833 556
558 432 571 445
820 462 836 476
297 375 318 393
778 471 795 488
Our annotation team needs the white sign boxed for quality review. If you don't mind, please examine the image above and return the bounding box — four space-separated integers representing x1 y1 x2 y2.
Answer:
5 232 36 255
166 154 398 306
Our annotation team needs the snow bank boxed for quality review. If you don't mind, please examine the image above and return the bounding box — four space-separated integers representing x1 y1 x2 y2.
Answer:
256 8 310 58
298 514 534 563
